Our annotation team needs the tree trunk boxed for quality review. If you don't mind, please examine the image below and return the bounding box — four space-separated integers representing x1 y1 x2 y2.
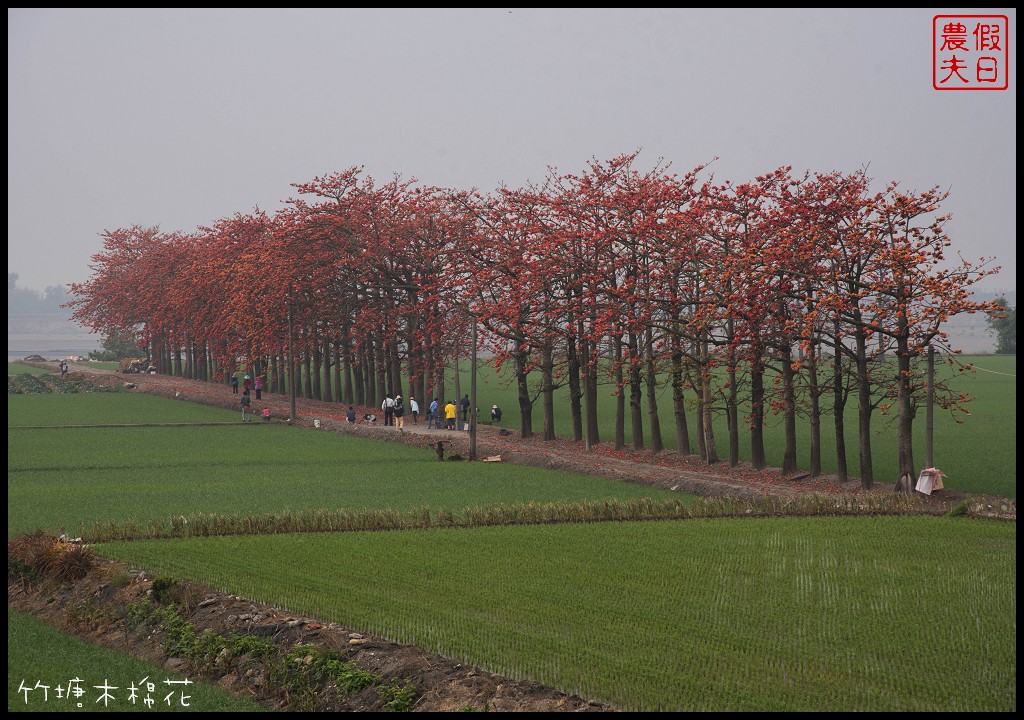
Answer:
726 357 739 467
629 331 644 450
614 334 625 450
645 328 662 454
750 360 766 470
311 330 322 401
855 329 874 490
567 334 583 442
320 338 332 403
388 340 402 398
374 337 386 407
303 342 313 400
515 351 533 439
670 325 691 456
541 344 556 440
184 339 193 380
172 341 183 377
701 373 717 464
582 335 600 447
895 337 916 486
699 338 717 464
833 327 848 483
781 341 798 476
807 342 822 478
339 340 351 405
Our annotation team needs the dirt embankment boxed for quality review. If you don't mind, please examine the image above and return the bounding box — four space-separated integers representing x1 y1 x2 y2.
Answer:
9 559 610 712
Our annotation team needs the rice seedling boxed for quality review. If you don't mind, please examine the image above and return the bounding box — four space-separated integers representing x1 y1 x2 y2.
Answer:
99 515 1016 712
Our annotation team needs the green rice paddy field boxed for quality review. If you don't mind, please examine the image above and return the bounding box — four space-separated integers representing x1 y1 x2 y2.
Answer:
7 376 1017 711
102 516 1016 712
7 394 686 539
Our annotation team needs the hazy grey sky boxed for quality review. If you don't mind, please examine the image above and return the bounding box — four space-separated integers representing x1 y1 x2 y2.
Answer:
7 8 1016 294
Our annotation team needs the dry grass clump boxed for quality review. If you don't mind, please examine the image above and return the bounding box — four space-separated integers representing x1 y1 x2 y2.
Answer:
9 529 96 582
81 492 942 544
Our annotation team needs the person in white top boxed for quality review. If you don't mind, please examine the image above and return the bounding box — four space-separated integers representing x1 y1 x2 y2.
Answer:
381 394 396 426
410 398 420 424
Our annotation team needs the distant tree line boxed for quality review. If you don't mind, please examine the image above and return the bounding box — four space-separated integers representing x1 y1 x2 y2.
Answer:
87 331 144 361
8 273 71 315
987 297 1016 354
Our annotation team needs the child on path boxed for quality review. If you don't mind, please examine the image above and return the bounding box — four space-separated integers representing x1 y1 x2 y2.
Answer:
241 390 252 421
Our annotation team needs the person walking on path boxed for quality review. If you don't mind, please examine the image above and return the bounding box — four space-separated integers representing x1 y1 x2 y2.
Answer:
243 375 252 394
241 390 252 422
460 394 471 423
445 400 457 430
410 397 420 424
382 394 396 426
427 398 439 429
59 360 69 379
231 375 239 394
394 394 406 431
254 375 263 400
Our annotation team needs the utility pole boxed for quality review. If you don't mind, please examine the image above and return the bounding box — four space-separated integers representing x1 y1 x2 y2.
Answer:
925 345 935 467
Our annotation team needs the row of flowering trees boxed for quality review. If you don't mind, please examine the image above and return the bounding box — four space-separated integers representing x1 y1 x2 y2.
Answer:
68 152 1000 488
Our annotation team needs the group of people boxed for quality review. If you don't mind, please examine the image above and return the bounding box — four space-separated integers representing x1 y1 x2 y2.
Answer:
344 393 502 431
378 394 420 430
230 373 263 399
424 395 501 430
425 398 455 430
230 372 268 423
238 390 271 422
230 380 504 429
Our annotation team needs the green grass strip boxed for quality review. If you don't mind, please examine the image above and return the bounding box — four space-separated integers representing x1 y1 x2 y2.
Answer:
80 492 947 543
7 609 267 712
8 364 54 377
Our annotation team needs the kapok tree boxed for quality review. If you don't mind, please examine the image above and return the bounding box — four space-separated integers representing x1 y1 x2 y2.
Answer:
864 182 1001 488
